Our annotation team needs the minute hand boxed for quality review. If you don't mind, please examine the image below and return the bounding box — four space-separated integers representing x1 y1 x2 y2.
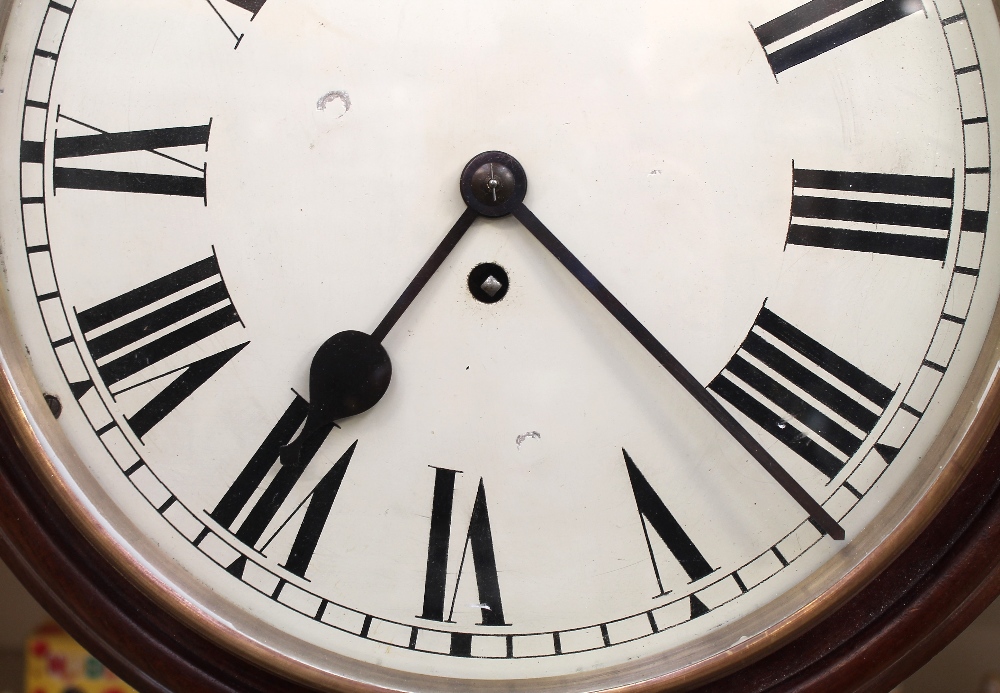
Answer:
511 202 845 541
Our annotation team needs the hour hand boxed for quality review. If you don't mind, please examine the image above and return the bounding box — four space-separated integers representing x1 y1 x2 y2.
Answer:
280 331 391 467
282 202 485 466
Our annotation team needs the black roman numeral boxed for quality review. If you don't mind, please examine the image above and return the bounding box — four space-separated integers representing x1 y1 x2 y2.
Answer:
276 442 356 578
211 395 335 542
76 254 246 439
710 307 894 479
420 469 507 626
54 111 210 199
787 168 953 261
754 0 925 74
224 0 266 11
211 393 357 579
623 450 714 596
204 0 268 48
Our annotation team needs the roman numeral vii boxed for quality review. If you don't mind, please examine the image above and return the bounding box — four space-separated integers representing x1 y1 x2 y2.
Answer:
75 253 246 440
210 393 355 579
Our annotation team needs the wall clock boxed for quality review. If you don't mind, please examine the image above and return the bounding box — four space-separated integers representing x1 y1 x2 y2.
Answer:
2 0 1000 691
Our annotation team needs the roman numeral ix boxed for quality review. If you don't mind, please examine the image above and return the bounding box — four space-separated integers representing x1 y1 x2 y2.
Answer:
787 167 954 261
754 0 925 74
420 468 507 627
710 307 894 479
623 450 715 597
210 393 355 579
54 111 211 199
75 253 246 440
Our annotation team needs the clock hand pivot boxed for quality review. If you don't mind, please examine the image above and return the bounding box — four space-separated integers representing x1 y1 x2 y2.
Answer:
461 151 528 217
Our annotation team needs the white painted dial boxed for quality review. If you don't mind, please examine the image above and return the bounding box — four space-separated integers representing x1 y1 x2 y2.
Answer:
1 0 999 689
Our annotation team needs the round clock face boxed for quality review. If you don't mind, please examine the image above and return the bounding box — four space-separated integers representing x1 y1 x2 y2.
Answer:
1 0 1000 689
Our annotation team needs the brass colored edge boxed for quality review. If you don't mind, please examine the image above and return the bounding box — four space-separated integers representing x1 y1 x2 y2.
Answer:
0 2 999 692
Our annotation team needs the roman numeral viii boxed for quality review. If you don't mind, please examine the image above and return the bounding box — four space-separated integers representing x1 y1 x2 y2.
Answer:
754 0 925 74
210 393 355 579
420 469 507 627
623 450 714 597
787 168 954 261
54 111 210 199
710 307 894 479
75 254 246 440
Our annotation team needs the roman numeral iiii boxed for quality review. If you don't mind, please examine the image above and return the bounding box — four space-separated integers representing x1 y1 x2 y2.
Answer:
710 307 894 479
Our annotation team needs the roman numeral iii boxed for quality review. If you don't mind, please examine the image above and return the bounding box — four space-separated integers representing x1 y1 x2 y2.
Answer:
754 0 925 74
54 111 211 199
710 307 894 479
787 168 954 261
623 450 714 597
420 469 507 627
75 253 246 439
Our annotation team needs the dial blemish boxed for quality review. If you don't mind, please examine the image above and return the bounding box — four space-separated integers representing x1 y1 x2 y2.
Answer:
316 90 350 117
516 431 541 449
44 394 62 419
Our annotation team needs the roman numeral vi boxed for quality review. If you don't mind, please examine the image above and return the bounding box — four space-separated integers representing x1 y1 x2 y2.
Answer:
420 469 507 627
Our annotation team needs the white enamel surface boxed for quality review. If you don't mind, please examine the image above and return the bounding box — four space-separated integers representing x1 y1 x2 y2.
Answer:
1 0 999 687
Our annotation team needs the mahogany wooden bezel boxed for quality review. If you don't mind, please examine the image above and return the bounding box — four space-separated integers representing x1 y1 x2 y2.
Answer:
0 390 998 693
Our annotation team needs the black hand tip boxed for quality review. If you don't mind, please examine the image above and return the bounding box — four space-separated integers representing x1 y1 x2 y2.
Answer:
309 330 392 422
